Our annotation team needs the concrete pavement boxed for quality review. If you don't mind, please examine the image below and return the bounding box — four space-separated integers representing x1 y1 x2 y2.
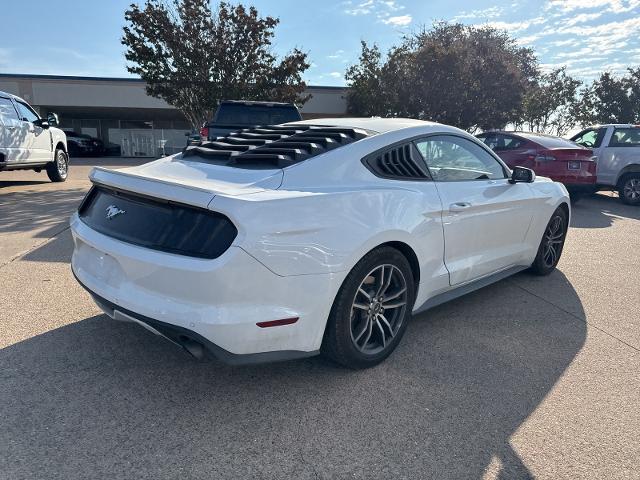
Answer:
0 159 638 479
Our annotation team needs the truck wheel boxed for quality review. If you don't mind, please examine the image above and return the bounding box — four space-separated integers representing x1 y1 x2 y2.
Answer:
46 149 68 182
618 173 640 206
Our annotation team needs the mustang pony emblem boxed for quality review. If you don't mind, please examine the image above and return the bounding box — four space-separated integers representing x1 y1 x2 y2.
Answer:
105 205 126 220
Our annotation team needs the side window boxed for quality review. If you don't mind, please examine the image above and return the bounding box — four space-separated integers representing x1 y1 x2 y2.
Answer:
572 128 605 148
0 97 19 122
415 135 507 182
15 101 39 123
608 128 640 147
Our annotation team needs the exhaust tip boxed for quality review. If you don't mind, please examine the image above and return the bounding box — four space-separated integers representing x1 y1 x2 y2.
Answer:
179 336 205 359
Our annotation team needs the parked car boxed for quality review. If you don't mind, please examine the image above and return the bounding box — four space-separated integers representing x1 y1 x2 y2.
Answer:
0 90 68 182
570 124 640 205
476 131 596 199
197 100 302 142
103 141 122 157
62 129 104 157
71 118 569 368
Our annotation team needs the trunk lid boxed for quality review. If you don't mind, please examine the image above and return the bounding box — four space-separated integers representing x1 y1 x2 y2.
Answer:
89 155 283 209
546 148 595 161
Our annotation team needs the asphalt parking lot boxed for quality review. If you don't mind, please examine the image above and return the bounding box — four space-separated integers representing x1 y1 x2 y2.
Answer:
1 158 639 480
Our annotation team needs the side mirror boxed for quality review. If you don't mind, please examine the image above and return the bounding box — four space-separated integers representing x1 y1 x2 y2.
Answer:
33 118 50 129
509 166 535 184
47 112 59 126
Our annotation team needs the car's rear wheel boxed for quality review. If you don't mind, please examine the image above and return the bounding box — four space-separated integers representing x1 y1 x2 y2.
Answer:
618 173 640 206
530 207 568 275
322 246 415 369
46 149 68 182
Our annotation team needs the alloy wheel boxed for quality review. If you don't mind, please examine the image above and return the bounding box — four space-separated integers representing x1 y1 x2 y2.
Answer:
542 214 565 268
350 264 408 355
623 178 640 202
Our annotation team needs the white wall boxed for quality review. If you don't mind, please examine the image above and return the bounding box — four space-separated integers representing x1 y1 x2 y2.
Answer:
0 76 348 116
32 81 172 109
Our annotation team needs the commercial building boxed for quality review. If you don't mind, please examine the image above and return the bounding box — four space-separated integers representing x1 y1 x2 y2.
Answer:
0 73 348 156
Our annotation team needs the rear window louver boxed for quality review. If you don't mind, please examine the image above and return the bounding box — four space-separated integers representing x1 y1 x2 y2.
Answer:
182 125 371 168
362 143 431 180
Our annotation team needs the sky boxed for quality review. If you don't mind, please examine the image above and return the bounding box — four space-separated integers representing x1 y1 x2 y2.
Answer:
1 0 640 86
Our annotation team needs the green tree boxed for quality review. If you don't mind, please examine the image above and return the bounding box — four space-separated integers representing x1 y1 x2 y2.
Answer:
122 0 310 129
345 22 538 132
576 71 637 125
345 42 386 117
519 68 582 136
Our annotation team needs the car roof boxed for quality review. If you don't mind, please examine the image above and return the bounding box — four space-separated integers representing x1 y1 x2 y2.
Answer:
582 124 640 129
481 130 584 149
220 100 296 107
288 117 437 134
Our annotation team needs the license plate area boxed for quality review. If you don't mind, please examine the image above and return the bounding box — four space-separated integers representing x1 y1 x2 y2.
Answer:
568 161 581 170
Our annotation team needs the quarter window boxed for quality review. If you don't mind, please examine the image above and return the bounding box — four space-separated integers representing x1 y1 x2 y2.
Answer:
15 101 39 123
0 97 19 122
414 135 507 182
608 128 640 147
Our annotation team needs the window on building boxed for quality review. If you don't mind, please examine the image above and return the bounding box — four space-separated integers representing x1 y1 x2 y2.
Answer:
121 120 153 130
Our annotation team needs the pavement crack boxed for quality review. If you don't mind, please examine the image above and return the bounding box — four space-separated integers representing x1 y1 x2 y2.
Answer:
510 279 640 354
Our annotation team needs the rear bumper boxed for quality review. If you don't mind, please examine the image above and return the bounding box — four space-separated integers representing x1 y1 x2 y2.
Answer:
73 272 318 365
552 174 597 186
70 213 338 361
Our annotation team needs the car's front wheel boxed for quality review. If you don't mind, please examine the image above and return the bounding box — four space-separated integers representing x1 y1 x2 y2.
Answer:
322 246 415 369
46 149 69 182
530 206 568 275
618 173 640 206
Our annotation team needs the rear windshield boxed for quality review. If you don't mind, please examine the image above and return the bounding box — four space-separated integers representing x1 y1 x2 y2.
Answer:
515 133 583 149
215 104 301 126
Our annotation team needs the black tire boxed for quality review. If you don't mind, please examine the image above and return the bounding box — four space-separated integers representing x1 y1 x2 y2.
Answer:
530 206 568 276
322 246 416 369
618 173 640 206
46 149 69 182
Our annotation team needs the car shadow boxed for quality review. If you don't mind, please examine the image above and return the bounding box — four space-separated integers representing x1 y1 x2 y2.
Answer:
0 187 86 239
571 192 640 228
0 180 51 188
0 267 586 479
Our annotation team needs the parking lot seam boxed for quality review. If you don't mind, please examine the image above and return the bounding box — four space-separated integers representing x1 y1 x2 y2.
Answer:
510 279 640 354
0 225 70 270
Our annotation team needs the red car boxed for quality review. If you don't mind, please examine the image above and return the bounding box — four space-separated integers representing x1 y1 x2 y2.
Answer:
477 131 597 196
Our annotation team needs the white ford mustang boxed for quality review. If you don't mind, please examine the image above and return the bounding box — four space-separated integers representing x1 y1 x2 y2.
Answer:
70 118 570 368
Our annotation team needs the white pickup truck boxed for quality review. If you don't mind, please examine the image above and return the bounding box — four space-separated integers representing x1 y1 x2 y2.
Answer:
571 124 640 205
0 90 68 182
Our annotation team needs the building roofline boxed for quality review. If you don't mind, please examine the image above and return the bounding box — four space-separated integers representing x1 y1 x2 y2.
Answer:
0 73 347 90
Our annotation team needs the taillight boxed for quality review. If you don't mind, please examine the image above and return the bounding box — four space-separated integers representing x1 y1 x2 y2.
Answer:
199 125 209 139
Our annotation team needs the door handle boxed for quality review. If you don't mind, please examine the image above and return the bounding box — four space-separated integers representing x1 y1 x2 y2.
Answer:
449 202 472 212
